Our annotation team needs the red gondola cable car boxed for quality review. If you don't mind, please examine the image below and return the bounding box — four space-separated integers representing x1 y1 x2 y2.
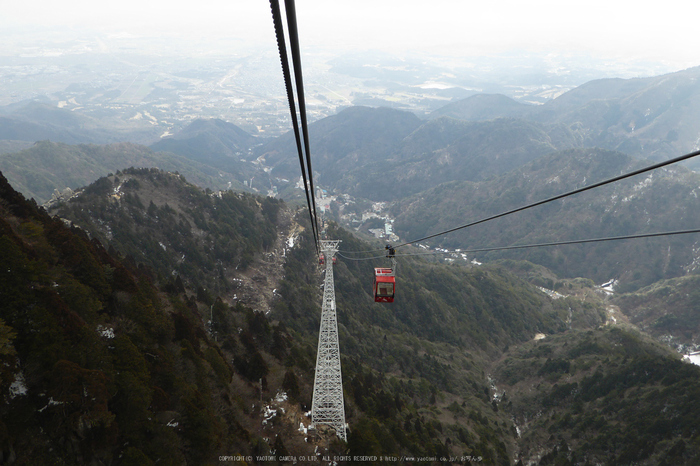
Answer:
374 267 395 303
374 244 397 303
319 254 337 265
319 254 337 266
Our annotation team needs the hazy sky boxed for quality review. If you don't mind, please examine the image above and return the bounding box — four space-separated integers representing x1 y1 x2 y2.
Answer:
3 0 700 71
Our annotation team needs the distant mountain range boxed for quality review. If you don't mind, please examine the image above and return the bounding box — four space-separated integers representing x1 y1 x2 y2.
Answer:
430 93 534 121
341 116 582 200
251 67 700 199
255 106 423 187
430 66 700 168
0 140 250 204
150 118 264 174
0 101 164 145
254 107 584 200
3 66 700 201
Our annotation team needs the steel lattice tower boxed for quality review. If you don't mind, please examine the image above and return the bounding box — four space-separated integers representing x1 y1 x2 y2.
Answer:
310 240 346 440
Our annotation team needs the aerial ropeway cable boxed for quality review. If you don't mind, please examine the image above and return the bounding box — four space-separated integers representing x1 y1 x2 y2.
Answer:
269 0 320 251
338 149 700 256
282 0 320 236
337 227 700 262
372 228 700 258
392 148 700 249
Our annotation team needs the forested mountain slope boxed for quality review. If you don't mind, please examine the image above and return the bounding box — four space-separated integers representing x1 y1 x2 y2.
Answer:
47 168 286 303
613 274 700 351
4 168 700 464
0 169 314 463
272 223 608 463
46 171 605 462
494 326 700 465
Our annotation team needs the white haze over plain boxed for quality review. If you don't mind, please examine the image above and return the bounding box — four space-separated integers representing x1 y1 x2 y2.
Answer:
2 0 700 73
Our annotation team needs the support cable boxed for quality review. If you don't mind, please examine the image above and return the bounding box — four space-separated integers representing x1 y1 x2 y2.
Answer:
283 0 321 240
269 0 319 250
388 228 700 257
393 148 700 249
338 246 390 255
337 252 387 261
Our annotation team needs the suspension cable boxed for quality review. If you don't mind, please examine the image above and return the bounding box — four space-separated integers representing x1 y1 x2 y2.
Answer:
337 228 700 261
382 228 700 257
283 0 320 240
269 0 319 251
337 252 388 261
393 148 700 249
